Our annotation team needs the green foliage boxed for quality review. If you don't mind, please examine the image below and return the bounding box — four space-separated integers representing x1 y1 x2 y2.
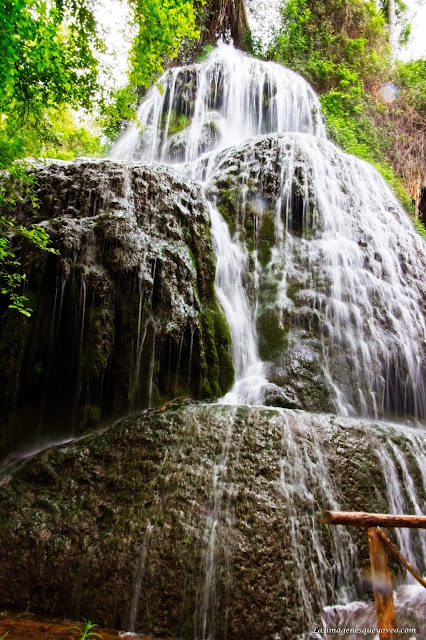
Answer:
0 0 102 168
1 163 59 316
268 0 426 240
128 0 201 88
371 160 414 213
0 0 201 150
0 207 59 316
268 0 388 93
379 0 411 45
321 89 381 161
413 216 426 241
396 58 426 116
2 107 105 164
268 0 389 162
67 620 102 640
99 0 201 141
99 85 140 141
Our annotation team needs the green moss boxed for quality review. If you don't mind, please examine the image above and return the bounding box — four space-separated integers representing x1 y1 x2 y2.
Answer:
286 281 303 301
208 120 220 135
163 110 190 135
257 210 275 267
213 304 235 393
257 307 288 361
82 307 113 377
80 404 102 430
217 185 240 237
199 302 234 398
221 188 238 208
217 204 236 237
258 276 279 306
150 383 164 408
243 210 255 252
197 44 214 62
200 309 221 398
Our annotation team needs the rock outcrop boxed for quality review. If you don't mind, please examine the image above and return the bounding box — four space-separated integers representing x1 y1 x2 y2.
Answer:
1 405 426 639
209 134 426 418
0 160 233 455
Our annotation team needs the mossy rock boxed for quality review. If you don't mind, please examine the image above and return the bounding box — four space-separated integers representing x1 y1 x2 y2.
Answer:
163 110 190 135
257 307 288 361
257 210 275 267
199 303 234 397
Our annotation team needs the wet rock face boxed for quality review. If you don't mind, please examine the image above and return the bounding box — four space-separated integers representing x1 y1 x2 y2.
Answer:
210 133 426 420
266 344 335 413
1 405 425 639
0 160 233 453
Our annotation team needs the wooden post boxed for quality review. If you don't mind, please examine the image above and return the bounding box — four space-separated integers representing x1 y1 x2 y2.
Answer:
321 510 426 639
377 527 426 589
367 527 397 640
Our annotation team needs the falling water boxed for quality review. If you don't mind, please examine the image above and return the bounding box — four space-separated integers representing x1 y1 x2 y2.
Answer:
209 202 267 404
277 409 359 626
111 44 426 418
204 133 426 418
111 43 324 165
108 44 426 638
195 410 240 640
128 522 154 632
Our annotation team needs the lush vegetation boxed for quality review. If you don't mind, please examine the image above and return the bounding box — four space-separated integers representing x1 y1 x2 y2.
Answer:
0 0 201 313
0 0 202 167
267 0 426 224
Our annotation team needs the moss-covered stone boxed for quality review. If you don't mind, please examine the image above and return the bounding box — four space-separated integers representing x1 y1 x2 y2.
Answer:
0 406 424 639
163 110 190 135
0 160 233 454
199 303 234 397
257 307 288 361
257 209 275 267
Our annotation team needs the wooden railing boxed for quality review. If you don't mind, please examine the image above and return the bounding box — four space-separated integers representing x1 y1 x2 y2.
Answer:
322 511 426 640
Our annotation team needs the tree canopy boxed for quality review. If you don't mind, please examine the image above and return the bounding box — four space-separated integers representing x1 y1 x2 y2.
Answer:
0 0 203 167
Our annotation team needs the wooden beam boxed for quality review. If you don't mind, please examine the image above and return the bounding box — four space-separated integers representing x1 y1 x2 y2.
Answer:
377 527 426 589
322 510 426 529
368 527 397 640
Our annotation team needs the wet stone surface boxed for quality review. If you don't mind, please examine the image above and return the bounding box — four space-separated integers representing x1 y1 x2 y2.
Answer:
1 405 426 639
0 159 233 455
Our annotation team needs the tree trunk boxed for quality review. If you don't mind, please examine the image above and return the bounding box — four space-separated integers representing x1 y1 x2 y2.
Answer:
200 0 251 51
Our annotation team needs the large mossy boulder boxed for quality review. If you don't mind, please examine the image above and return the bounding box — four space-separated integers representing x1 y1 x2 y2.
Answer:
1 405 425 639
0 160 233 455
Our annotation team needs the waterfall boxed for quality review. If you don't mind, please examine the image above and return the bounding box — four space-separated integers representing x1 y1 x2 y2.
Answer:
3 43 423 640
209 201 267 405
110 41 324 165
207 133 426 417
111 44 426 419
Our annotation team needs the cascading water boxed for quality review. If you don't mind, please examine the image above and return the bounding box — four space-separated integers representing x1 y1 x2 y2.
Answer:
3 43 426 640
110 42 324 165
109 43 426 639
111 43 426 420
209 201 267 405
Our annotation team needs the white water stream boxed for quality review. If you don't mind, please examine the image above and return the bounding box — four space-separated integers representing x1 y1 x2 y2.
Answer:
110 44 426 639
111 43 426 418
